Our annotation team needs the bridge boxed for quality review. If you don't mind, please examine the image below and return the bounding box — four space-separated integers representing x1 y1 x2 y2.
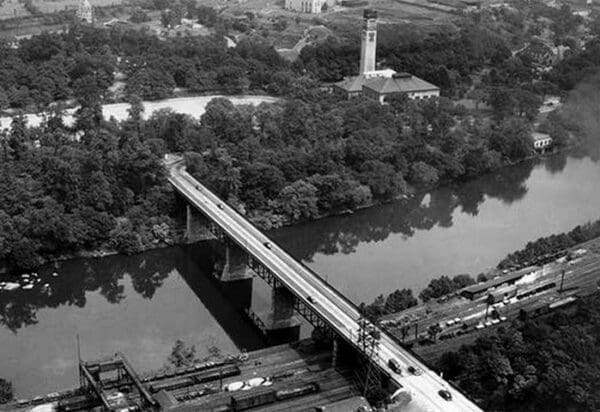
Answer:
167 155 482 412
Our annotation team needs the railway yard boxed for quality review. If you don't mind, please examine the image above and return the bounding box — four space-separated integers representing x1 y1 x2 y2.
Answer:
381 237 600 364
2 340 371 412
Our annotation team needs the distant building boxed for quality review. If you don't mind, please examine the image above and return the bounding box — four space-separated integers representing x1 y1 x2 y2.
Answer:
284 0 328 13
363 72 441 102
460 269 532 300
532 132 552 151
334 10 440 102
76 0 93 24
517 41 556 67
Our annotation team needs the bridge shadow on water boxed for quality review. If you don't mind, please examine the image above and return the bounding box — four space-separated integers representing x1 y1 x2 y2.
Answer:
173 241 268 352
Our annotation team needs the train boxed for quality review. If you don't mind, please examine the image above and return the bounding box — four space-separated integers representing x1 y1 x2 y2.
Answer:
149 365 241 393
222 382 321 411
519 295 577 320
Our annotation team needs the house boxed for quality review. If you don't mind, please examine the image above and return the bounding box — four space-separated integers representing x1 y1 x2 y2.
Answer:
285 0 331 13
532 132 552 151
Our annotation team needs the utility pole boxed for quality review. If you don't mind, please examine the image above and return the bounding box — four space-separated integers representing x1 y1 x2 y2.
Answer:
559 270 565 293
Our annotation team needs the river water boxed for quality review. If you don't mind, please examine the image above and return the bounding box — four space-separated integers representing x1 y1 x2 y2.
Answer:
1 149 599 398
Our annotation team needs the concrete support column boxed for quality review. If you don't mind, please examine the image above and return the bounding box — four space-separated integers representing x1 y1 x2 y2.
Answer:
221 243 253 282
261 286 300 345
272 286 295 323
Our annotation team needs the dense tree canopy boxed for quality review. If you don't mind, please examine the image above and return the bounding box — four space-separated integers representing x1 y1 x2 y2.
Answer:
0 100 174 271
438 292 600 411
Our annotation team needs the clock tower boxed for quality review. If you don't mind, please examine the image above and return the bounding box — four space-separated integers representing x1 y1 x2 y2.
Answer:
359 9 378 74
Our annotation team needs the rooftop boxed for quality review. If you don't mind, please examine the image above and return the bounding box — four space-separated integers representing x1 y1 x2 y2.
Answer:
363 74 440 94
460 266 538 296
335 71 439 95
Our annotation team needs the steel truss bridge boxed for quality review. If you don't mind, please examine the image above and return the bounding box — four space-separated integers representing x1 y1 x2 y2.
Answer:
167 156 482 412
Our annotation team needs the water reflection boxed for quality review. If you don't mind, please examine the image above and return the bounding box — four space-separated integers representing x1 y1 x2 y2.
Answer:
272 156 540 261
0 250 175 333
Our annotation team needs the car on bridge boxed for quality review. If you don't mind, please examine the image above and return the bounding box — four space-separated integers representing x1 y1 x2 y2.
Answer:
438 389 452 401
407 366 423 375
388 359 402 374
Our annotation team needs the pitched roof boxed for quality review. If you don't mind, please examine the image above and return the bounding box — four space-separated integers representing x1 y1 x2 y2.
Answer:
334 75 371 93
363 73 439 94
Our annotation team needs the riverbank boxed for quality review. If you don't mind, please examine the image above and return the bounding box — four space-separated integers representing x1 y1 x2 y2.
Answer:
0 145 581 278
378 233 600 364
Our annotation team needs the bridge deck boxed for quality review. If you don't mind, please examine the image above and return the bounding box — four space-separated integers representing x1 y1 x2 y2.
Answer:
168 157 482 412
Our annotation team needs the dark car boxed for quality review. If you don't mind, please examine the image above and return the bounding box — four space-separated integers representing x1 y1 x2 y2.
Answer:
263 242 272 249
438 389 452 401
307 296 315 303
388 359 401 374
407 366 422 375
217 204 224 210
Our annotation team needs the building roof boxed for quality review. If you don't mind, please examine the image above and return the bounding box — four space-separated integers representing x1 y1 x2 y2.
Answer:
461 267 537 296
532 132 551 142
363 73 439 95
334 75 371 93
335 71 438 95
316 396 372 411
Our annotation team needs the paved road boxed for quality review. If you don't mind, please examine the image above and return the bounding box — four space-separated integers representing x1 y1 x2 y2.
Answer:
167 157 482 412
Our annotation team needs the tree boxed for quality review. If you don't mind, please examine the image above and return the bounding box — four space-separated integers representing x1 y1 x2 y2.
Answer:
8 113 28 159
0 88 8 110
197 5 218 27
488 118 533 162
0 378 12 404
385 289 418 313
125 68 175 100
168 340 197 367
409 161 439 186
485 293 495 320
130 8 151 23
358 160 405 200
240 162 286 209
278 180 319 221
419 275 454 302
452 274 475 289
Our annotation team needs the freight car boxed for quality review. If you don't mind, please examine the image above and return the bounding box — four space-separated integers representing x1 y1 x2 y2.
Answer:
149 365 241 393
275 382 320 401
229 382 320 411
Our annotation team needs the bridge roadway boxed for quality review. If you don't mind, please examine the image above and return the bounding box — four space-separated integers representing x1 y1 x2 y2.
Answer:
167 158 482 412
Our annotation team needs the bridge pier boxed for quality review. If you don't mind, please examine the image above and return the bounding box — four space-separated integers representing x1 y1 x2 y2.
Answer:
261 286 301 345
186 205 214 242
221 243 253 282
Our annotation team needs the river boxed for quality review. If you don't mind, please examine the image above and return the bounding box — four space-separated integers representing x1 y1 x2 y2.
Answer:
1 149 599 398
